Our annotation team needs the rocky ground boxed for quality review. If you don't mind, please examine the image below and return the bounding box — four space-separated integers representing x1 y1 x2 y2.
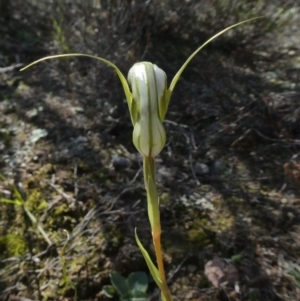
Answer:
1 1 300 300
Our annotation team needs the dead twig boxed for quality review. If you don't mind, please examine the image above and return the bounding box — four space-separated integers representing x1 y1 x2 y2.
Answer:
0 64 23 73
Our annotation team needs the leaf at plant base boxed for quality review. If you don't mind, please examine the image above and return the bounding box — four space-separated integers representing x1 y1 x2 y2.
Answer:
134 229 163 291
131 290 148 300
102 285 116 298
131 294 148 301
127 271 148 293
110 272 130 298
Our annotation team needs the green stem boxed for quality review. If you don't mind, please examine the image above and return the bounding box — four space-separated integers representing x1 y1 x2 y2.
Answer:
143 156 173 301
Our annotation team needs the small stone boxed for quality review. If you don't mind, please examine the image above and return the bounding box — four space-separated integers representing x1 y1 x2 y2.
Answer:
187 264 197 272
194 163 209 175
213 159 226 173
205 257 239 288
111 156 131 169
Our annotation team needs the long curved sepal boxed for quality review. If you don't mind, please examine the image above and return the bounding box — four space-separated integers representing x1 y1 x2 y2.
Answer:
168 17 263 95
20 53 133 109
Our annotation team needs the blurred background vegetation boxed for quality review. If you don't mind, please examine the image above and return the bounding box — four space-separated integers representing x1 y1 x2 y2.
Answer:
1 0 300 300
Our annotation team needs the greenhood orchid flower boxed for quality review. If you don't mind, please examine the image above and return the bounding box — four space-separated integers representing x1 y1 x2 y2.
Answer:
128 62 168 157
21 17 262 301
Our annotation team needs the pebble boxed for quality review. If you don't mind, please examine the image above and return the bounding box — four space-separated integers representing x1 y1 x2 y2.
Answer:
194 163 209 175
111 156 131 169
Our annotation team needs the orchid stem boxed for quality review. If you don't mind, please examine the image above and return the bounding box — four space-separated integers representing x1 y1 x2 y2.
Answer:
143 156 173 301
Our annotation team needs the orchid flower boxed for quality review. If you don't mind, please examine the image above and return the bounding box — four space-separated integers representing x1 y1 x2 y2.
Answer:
21 17 261 301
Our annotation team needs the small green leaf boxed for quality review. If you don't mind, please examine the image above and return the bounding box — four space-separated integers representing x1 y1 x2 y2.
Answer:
102 285 116 298
0 198 23 205
134 229 163 291
231 254 242 263
131 290 148 298
127 272 148 293
110 272 130 298
288 268 300 288
0 174 25 204
131 290 148 301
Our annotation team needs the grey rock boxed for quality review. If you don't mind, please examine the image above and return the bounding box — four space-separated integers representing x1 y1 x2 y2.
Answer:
194 163 209 175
